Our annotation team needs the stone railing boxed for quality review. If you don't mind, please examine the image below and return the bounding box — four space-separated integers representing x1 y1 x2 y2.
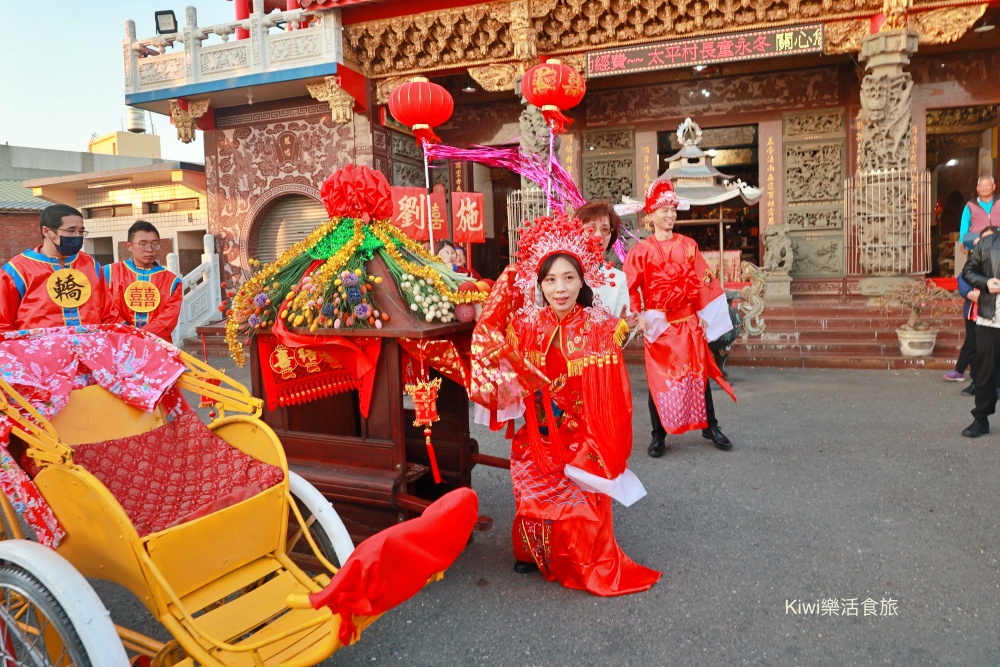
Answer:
124 0 343 97
167 233 221 347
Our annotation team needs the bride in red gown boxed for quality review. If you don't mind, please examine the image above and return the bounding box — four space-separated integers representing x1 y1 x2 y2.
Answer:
470 215 660 596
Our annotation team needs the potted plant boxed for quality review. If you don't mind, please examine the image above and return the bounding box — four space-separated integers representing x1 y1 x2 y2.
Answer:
877 279 958 357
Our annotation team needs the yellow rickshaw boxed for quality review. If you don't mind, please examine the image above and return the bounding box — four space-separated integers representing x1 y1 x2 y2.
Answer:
0 325 471 666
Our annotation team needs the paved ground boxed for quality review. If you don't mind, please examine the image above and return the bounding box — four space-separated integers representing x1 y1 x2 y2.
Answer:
96 362 999 666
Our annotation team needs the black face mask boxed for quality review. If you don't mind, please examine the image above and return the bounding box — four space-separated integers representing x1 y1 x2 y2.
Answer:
52 234 84 256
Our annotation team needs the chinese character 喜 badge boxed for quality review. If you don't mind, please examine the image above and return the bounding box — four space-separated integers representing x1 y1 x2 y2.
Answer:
124 280 161 313
46 268 91 308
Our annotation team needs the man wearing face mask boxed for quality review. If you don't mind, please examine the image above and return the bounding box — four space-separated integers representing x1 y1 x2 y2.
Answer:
104 220 183 341
0 204 114 331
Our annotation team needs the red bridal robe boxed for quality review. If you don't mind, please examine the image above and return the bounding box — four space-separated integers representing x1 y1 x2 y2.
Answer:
471 274 660 596
0 247 114 332
624 234 735 434
104 259 183 341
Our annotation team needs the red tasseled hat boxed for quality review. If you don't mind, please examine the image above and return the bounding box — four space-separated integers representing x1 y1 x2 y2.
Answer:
645 177 683 214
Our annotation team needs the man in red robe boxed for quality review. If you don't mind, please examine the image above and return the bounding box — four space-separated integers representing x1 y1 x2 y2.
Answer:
104 220 182 341
0 204 114 331
624 178 736 457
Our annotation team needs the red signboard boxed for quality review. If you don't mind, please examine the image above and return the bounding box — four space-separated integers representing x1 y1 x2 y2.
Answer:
586 24 824 78
390 187 448 242
451 192 485 244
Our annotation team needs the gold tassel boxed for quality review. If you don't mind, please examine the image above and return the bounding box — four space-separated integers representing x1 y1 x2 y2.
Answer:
613 318 629 348
506 324 519 348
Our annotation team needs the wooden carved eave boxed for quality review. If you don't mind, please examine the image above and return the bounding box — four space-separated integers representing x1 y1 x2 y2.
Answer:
343 0 993 79
926 105 998 135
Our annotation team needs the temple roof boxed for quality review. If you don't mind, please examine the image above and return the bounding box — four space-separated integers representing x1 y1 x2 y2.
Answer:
660 118 762 207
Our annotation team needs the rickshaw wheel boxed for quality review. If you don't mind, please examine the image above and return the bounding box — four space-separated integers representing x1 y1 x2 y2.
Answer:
285 472 355 574
0 564 90 666
286 497 341 573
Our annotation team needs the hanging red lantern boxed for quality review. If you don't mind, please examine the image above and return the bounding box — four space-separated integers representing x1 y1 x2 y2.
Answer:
521 59 586 134
388 76 454 146
405 376 443 484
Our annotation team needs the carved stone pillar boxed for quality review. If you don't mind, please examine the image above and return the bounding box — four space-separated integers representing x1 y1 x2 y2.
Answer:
517 92 557 191
169 98 211 143
854 29 919 276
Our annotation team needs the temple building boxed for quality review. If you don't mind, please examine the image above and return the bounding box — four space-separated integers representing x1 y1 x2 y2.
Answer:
122 0 999 297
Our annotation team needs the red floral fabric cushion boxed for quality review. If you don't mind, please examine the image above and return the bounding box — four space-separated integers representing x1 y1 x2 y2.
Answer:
74 411 284 537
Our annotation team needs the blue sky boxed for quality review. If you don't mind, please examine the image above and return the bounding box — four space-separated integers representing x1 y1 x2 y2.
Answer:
0 1 239 163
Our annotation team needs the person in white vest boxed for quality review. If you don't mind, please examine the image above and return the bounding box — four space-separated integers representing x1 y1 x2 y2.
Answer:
576 201 633 323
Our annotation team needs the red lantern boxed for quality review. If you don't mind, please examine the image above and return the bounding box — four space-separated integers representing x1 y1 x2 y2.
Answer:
521 59 586 134
388 76 454 146
405 376 443 483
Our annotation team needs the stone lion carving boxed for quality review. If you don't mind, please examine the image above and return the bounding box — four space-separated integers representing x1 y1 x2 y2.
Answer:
762 223 794 273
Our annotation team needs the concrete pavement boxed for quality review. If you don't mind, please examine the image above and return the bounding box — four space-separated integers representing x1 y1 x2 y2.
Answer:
95 363 1000 665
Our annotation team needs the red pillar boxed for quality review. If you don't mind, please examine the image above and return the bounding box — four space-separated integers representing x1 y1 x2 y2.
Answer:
235 0 250 40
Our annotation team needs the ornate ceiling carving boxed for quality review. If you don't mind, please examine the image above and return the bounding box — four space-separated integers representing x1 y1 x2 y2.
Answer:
468 64 518 91
824 19 868 55
342 0 991 79
909 5 986 45
926 105 998 135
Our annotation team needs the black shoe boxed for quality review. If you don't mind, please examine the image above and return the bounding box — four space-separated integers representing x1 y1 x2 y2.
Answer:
648 435 666 458
702 426 734 450
513 560 539 574
961 383 976 396
961 420 989 438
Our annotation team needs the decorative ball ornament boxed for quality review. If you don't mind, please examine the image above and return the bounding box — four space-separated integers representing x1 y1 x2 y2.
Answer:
521 59 586 134
388 76 454 145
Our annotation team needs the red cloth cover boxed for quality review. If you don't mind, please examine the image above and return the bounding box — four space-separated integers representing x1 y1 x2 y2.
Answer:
267 325 382 418
257 335 361 411
74 410 284 537
309 487 478 644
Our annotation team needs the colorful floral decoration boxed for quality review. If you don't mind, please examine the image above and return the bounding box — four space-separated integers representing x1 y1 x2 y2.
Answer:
226 165 487 365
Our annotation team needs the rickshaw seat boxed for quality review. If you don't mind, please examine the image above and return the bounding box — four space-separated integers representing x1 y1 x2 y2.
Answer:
74 409 284 537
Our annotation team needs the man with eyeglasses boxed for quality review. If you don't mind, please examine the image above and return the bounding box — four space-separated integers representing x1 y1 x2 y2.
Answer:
0 204 114 331
104 220 182 341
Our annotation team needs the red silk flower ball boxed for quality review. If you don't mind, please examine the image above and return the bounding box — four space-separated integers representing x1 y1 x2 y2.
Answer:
388 77 454 145
320 164 392 221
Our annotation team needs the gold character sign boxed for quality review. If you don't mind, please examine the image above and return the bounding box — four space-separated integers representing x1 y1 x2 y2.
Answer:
46 269 91 309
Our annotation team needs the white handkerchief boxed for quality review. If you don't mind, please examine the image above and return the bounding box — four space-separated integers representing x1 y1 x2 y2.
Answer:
640 310 669 343
564 466 648 507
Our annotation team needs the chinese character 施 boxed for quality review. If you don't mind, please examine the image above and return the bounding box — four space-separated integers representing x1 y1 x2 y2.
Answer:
454 197 483 234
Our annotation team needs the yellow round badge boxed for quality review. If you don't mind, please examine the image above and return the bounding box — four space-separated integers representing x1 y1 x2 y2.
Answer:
46 268 91 308
124 280 161 313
